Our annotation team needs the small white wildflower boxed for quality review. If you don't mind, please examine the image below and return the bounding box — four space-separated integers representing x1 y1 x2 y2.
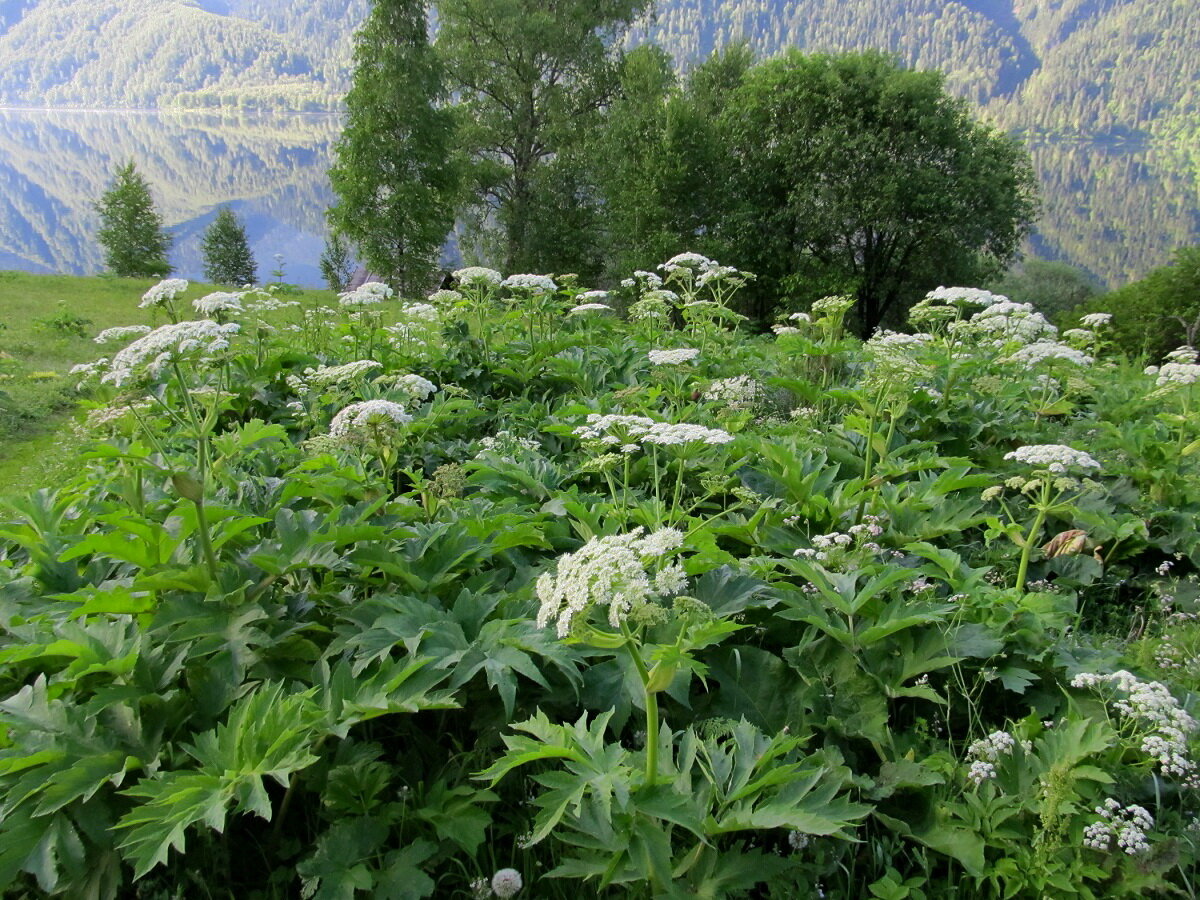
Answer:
648 348 699 365
94 325 152 344
569 302 613 314
502 274 557 294
1004 444 1101 474
139 278 189 309
329 400 412 440
1081 313 1111 328
453 266 502 287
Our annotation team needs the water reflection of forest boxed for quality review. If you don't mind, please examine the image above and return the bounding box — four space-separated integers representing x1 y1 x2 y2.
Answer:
0 110 338 284
0 111 1196 291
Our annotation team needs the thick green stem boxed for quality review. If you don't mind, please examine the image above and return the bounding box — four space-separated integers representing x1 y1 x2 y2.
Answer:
193 497 220 580
1015 482 1051 593
621 627 659 787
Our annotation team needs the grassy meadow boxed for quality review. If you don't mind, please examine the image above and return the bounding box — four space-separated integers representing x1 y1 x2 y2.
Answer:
0 263 1197 898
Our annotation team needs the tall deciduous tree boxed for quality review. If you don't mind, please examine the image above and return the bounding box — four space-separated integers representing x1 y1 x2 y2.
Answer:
201 206 257 286
328 0 459 294
435 0 651 273
722 51 1039 334
94 161 172 278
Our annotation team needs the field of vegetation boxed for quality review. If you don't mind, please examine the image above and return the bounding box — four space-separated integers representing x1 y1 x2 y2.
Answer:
0 260 1198 898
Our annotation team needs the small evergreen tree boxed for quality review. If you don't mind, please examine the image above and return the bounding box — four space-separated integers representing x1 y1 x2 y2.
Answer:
319 228 355 292
201 206 257 285
94 161 172 277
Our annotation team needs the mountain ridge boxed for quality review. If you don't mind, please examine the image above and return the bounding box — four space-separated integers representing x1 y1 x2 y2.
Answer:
0 0 1195 139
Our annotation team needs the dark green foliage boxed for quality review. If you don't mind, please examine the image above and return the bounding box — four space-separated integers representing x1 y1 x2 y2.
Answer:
987 258 1101 321
1075 245 1200 359
201 206 256 286
319 228 355 293
328 0 459 294
92 161 172 278
436 0 651 272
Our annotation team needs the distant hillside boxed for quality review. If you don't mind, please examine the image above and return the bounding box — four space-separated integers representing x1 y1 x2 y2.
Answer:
634 0 1200 137
0 0 1196 141
0 0 367 110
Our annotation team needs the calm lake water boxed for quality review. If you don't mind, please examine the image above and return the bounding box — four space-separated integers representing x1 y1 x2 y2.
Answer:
0 109 1196 290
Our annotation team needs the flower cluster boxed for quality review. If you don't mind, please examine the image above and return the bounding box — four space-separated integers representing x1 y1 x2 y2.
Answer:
573 414 732 449
629 290 677 322
923 286 1007 309
959 300 1058 347
703 376 764 409
964 730 1021 786
94 325 152 344
287 360 382 395
1071 670 1198 781
569 302 613 314
1151 362 1200 387
1083 799 1153 854
535 527 687 637
99 320 240 387
328 399 412 440
502 274 556 294
1004 444 1101 474
139 278 189 309
193 291 244 317
648 348 699 365
621 270 664 290
793 518 884 566
453 266 502 288
428 289 463 306
1080 312 1112 328
476 430 541 462
338 281 393 307
659 252 714 275
1001 340 1093 367
388 373 438 401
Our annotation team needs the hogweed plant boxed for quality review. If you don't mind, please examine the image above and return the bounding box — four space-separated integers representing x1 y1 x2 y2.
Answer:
984 444 1104 592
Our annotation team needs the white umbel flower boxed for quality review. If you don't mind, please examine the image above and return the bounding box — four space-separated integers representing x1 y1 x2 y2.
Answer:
1003 444 1101 474
140 278 189 309
648 348 699 365
535 528 687 638
94 325 152 344
329 400 412 439
100 320 240 386
502 273 557 294
453 266 502 287
192 291 244 316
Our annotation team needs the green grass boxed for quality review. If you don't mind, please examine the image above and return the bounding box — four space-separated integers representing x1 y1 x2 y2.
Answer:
0 271 336 494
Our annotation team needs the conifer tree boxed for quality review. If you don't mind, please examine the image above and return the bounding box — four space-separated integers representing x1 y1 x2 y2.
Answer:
94 161 172 278
328 0 459 294
201 206 257 286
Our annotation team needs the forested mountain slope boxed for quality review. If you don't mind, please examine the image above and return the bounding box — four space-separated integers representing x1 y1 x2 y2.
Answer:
0 0 1194 138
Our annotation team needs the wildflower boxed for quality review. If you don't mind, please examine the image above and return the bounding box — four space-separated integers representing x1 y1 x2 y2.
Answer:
1080 313 1111 328
329 399 412 440
1072 670 1198 780
100 320 240 387
966 300 1057 345
192 291 244 316
1083 799 1153 855
94 325 152 344
338 282 391 307
641 422 733 446
139 278 189 309
535 528 687 638
1154 363 1200 387
923 286 1007 308
1001 340 1092 367
966 760 997 786
391 374 438 401
659 252 714 273
703 376 764 408
648 348 699 365
1165 346 1198 364
788 831 811 851
490 868 523 898
428 289 463 305
501 273 557 294
453 266 502 287
772 325 801 336
569 303 613 314
288 360 382 395
1003 444 1101 474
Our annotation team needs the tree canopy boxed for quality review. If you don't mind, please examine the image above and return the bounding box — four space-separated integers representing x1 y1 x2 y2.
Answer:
720 51 1039 333
93 160 172 278
201 206 256 286
435 0 650 273
327 0 459 293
